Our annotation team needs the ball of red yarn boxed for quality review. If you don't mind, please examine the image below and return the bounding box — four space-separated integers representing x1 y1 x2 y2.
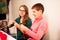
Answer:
0 32 7 40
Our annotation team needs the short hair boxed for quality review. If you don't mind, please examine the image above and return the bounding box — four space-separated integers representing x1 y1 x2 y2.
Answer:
32 3 44 13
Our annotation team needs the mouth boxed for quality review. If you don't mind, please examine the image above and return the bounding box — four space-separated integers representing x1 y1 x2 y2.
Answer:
33 14 36 17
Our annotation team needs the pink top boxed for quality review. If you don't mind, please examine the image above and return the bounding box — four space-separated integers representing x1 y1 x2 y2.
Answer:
25 16 48 40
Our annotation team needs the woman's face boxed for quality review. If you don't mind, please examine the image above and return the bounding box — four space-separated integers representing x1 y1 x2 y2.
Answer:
19 7 25 17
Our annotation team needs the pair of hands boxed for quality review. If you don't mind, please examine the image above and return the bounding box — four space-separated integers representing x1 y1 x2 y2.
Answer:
8 20 19 27
8 20 29 33
14 21 29 33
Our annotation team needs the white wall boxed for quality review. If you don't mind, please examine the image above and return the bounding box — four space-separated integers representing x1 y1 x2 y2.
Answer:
9 0 13 21
47 0 60 40
9 0 60 40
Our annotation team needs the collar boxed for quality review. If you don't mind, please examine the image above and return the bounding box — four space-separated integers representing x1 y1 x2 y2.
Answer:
35 16 43 21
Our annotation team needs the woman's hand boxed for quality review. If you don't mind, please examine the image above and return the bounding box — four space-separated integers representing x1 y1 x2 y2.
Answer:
8 20 14 27
14 23 25 33
14 22 19 28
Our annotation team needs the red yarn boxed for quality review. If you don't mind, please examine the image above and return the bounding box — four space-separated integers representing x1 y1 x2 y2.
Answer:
0 32 7 40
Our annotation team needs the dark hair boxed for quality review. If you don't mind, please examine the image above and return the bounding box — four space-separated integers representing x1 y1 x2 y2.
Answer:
32 3 44 13
19 5 30 24
7 0 10 6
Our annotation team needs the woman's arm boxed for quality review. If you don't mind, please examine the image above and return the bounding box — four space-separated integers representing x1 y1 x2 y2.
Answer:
8 20 14 27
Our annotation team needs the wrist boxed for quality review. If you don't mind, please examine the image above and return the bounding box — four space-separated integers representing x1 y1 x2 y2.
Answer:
19 23 23 24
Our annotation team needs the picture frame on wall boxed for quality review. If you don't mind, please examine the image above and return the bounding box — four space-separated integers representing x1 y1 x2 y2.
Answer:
0 0 8 14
